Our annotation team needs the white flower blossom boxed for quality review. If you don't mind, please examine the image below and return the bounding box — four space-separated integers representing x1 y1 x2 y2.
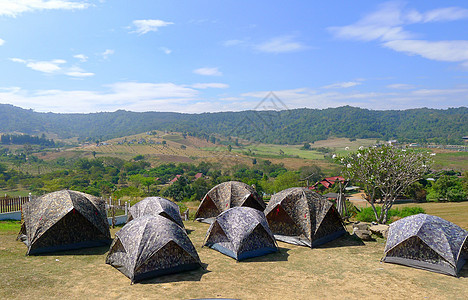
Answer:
359 146 364 150
332 154 336 159
430 153 436 156
357 153 361 158
345 147 349 150
347 164 352 168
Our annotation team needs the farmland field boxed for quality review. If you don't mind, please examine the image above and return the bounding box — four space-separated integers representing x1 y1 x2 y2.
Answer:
431 151 468 172
26 133 467 173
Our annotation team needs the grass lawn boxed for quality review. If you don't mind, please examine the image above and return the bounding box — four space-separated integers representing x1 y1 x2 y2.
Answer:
1 211 468 299
395 201 468 230
432 151 468 172
353 199 468 230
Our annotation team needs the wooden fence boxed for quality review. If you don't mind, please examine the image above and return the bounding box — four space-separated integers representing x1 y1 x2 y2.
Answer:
0 195 128 215
0 196 31 213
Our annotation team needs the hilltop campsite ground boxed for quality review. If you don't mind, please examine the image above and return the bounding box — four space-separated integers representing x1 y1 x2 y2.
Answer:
1 201 467 299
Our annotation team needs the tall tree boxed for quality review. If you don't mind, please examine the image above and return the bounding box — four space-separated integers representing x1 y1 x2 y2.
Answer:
337 145 432 224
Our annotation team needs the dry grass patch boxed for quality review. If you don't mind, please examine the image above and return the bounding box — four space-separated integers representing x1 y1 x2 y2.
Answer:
1 219 467 299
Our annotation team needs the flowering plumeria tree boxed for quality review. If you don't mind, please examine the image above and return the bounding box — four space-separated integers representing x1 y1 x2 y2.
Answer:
336 145 432 224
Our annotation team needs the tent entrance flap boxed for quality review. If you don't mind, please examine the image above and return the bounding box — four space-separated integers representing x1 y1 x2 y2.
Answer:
27 209 111 255
267 204 302 237
133 240 201 282
241 194 265 211
195 196 220 220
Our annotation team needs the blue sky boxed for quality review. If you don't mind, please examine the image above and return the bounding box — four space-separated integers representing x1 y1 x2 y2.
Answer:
0 0 467 113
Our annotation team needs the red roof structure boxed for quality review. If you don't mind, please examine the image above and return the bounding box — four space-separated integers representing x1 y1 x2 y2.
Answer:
311 176 345 190
194 172 203 180
170 175 181 184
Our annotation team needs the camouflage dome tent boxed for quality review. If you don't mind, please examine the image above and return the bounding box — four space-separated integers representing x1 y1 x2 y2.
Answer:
106 215 202 283
264 187 346 247
17 190 111 255
203 207 278 261
195 181 265 223
383 214 468 276
127 196 184 228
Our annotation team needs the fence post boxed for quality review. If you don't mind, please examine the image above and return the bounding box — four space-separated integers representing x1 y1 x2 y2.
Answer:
125 201 128 215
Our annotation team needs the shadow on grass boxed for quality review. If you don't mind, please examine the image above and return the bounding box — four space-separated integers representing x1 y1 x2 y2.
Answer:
185 229 195 235
241 246 290 263
139 263 210 284
315 233 366 249
33 245 110 256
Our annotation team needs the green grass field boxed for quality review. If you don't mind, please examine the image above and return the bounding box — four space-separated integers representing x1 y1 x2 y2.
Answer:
203 138 380 161
432 151 468 171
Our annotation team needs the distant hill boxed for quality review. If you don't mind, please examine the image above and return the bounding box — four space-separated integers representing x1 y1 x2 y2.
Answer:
0 104 466 144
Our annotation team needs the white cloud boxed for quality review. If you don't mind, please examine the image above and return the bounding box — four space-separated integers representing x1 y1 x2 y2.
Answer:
329 24 412 42
322 81 362 89
386 83 416 90
191 83 229 89
108 82 197 100
101 49 114 59
220 96 244 101
159 47 172 54
241 86 468 110
10 57 95 77
255 36 307 53
223 39 246 47
0 0 90 17
73 54 88 62
9 58 26 63
383 40 468 63
66 71 94 77
328 2 468 67
0 38 4 46
27 61 64 73
131 19 173 35
422 7 468 23
0 82 199 113
1 83 467 113
193 67 222 76
10 58 66 73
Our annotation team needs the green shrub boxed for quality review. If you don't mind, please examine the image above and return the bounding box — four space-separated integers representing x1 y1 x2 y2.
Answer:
356 206 425 224
177 201 187 213
398 206 426 218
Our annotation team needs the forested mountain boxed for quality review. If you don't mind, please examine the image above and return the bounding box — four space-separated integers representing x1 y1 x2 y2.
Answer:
0 104 466 144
